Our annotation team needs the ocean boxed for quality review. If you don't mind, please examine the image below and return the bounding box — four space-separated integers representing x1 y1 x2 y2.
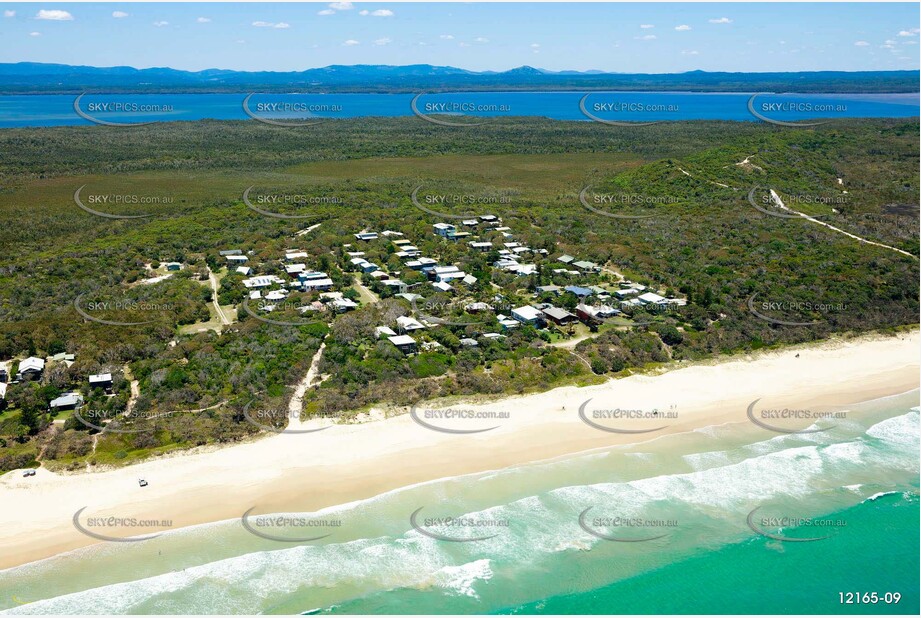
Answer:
0 91 917 128
0 390 917 615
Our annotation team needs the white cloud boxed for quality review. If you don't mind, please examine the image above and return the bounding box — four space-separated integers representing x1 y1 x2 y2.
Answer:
854 40 870 47
675 25 691 31
709 17 732 24
112 11 128 19
197 17 211 23
370 9 394 17
373 37 391 46
640 24 654 29
236 39 246 44
898 28 919 36
885 39 897 44
29 31 41 36
530 43 540 48
329 1 353 9
4 10 15 18
681 50 699 55
318 10 335 16
359 10 368 16
474 36 489 43
459 42 470 48
36 9 73 21
634 34 657 41
343 39 360 46
252 21 289 29
439 34 454 40
153 21 169 27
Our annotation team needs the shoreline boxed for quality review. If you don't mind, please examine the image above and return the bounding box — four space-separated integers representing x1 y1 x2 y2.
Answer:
1 330 918 571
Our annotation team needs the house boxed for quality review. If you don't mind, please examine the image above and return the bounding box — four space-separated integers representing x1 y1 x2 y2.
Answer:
165 262 182 271
573 260 600 272
354 232 379 241
375 326 397 338
388 335 417 354
382 279 407 292
301 277 335 292
396 292 423 303
219 249 242 256
536 285 561 295
432 281 453 293
285 263 308 276
614 288 640 300
392 239 412 247
361 263 380 274
49 392 83 411
243 275 283 289
433 223 457 238
18 357 45 380
576 303 621 322
266 290 288 301
511 264 538 276
397 315 426 332
346 251 366 258
542 306 578 326
236 266 252 276
565 285 594 298
226 255 249 264
638 292 668 306
465 302 491 312
498 318 520 330
479 215 499 223
459 338 479 347
330 298 358 312
89 373 113 390
436 271 467 283
449 231 472 241
462 274 478 286
406 257 438 270
462 219 479 227
382 230 404 237
511 305 545 326
285 251 309 261
349 257 369 268
469 241 493 252
369 270 389 280
557 255 575 264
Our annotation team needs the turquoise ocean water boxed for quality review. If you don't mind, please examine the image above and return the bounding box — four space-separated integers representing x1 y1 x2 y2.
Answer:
0 390 917 615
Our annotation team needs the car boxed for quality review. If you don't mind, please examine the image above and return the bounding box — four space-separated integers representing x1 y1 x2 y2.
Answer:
22 469 36 477
138 478 148 487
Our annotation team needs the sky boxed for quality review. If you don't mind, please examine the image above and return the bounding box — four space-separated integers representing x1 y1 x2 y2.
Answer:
0 3 919 73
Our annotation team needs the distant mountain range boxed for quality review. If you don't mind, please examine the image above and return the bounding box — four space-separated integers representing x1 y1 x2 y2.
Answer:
0 62 917 94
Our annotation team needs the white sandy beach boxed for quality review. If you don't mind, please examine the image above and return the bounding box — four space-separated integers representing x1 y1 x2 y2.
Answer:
1 331 918 570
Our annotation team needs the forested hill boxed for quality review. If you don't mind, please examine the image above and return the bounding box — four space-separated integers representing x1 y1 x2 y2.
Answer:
0 63 917 94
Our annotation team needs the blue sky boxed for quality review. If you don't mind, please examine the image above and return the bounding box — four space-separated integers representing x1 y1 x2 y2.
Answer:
1 3 918 72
